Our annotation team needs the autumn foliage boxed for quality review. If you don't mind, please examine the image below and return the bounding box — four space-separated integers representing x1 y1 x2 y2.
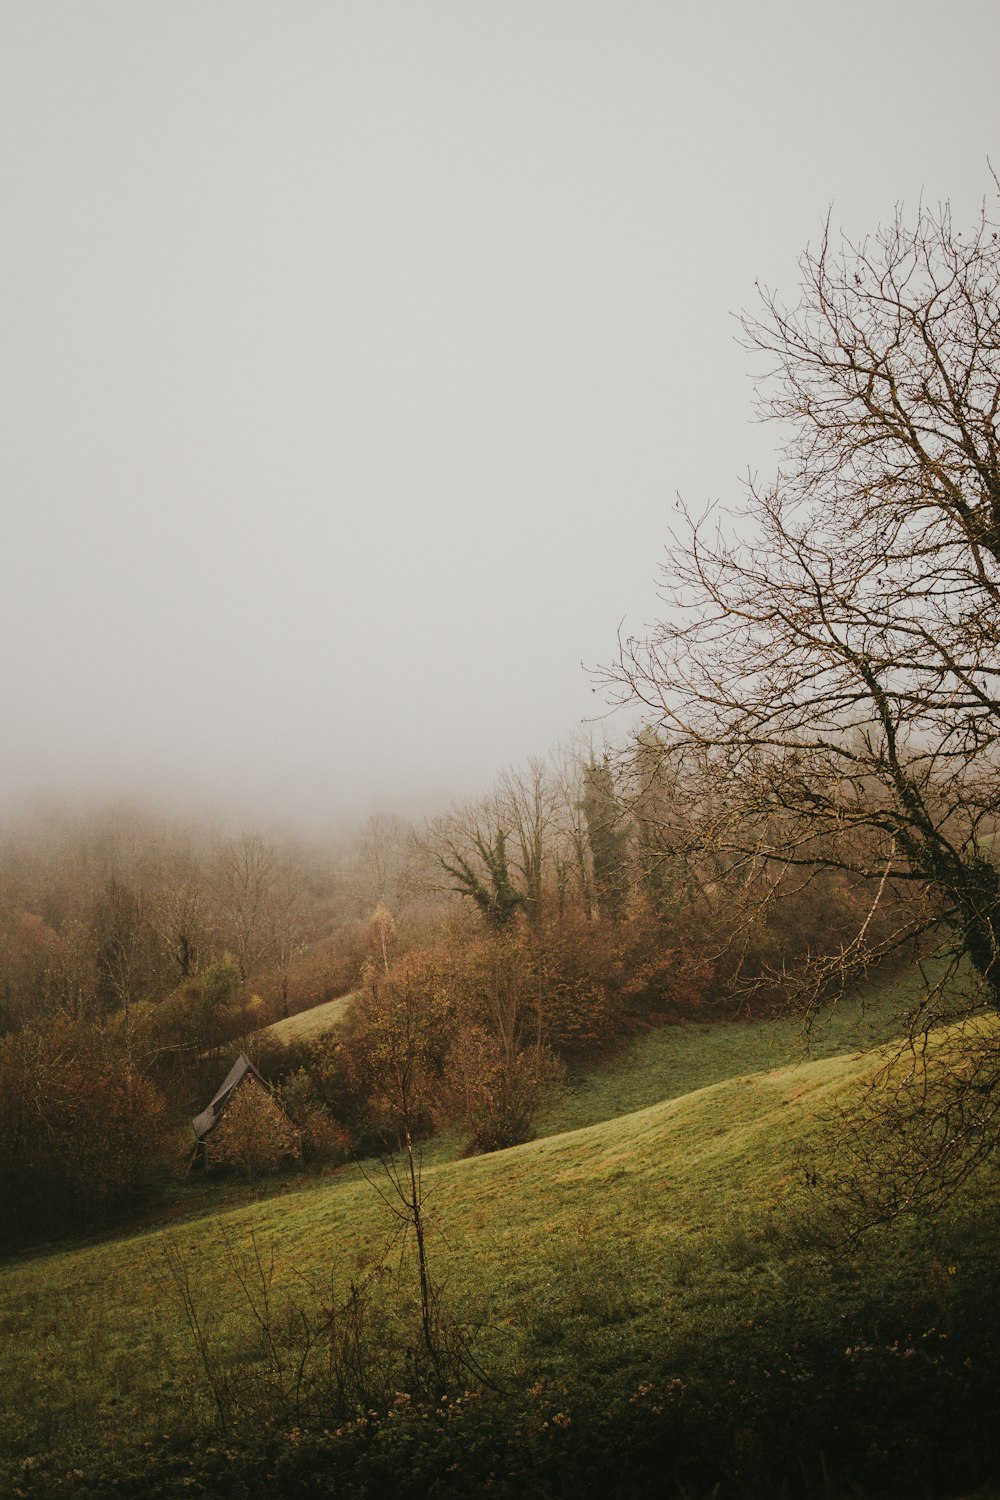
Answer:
0 1017 169 1240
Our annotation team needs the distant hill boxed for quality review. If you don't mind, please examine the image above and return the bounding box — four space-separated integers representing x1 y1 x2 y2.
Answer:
258 990 356 1045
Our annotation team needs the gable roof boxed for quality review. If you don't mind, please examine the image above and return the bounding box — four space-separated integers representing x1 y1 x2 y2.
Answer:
192 1053 268 1139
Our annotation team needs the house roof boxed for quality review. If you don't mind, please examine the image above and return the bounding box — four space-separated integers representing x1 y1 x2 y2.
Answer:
192 1053 267 1139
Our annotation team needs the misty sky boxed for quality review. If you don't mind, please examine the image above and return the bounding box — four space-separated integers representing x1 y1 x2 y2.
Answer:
2 2 998 827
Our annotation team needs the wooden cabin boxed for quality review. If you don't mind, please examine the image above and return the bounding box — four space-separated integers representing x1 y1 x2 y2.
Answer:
192 1053 301 1172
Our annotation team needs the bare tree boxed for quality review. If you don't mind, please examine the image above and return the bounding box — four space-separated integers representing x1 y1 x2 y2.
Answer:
345 955 457 1387
265 862 309 1020
151 877 212 982
613 189 1000 1022
425 755 593 931
496 758 561 927
47 918 99 1022
351 813 415 913
211 835 278 985
607 188 1000 1221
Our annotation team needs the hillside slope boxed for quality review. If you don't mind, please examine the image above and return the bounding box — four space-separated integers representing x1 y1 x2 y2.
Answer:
535 963 916 1139
257 989 355 1044
2 986 997 1496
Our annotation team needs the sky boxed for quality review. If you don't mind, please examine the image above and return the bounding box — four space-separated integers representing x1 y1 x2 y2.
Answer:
1 1 998 829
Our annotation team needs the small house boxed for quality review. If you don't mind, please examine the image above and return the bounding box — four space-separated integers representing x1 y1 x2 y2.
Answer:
192 1053 301 1172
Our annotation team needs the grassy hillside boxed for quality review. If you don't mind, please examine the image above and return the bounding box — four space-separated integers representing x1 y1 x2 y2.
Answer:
2 973 998 1497
258 989 356 1044
534 965 912 1139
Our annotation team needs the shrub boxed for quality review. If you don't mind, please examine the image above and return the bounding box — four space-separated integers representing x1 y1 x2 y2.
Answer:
281 1067 351 1166
0 1017 169 1241
440 1022 558 1153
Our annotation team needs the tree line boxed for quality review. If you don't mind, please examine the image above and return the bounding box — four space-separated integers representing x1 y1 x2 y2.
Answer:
0 733 891 1239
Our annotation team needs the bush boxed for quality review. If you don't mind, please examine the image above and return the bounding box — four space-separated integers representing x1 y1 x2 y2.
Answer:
618 900 719 1018
281 1068 351 1166
0 1017 169 1241
441 1023 558 1153
533 909 625 1054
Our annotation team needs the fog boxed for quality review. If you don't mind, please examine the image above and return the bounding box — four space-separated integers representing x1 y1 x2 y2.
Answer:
2 1 996 829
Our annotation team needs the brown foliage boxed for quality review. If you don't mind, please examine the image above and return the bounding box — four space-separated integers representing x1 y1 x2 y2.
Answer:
203 1075 301 1181
339 948 458 1147
0 908 62 1029
280 1067 351 1166
260 924 369 1021
436 934 561 1150
440 1022 558 1153
533 909 624 1052
0 1016 169 1239
618 899 719 1018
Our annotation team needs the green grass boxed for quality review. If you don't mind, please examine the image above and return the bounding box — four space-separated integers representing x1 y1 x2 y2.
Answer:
258 990 356 1043
534 963 915 1138
2 968 998 1496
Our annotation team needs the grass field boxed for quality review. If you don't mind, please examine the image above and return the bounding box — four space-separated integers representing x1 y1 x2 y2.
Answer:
257 990 356 1044
534 964 912 1139
2 968 998 1497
